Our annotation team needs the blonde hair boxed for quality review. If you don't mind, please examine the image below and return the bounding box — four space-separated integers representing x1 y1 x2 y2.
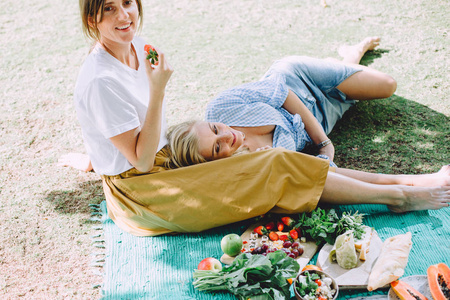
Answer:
165 120 252 169
79 0 143 42
165 120 207 169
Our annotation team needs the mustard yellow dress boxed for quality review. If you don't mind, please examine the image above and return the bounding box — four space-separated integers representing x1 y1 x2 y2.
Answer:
101 147 330 236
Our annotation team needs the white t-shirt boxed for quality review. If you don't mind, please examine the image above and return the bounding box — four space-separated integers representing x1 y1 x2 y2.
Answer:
74 37 168 175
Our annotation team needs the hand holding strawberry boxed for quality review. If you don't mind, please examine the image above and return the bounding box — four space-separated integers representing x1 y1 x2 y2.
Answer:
144 44 159 65
143 46 173 95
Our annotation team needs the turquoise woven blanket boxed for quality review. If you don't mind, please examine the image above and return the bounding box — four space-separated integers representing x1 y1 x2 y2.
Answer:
97 201 449 300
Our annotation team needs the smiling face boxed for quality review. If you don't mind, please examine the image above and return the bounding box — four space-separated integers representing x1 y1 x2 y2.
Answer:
193 121 246 161
94 0 140 47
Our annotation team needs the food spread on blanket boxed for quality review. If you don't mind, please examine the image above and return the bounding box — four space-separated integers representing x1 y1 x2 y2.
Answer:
192 207 449 299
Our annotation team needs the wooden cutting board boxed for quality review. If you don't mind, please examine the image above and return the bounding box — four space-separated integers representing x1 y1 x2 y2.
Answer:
316 231 383 289
220 222 319 272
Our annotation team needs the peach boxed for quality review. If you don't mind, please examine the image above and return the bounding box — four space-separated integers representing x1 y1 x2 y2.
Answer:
197 257 222 272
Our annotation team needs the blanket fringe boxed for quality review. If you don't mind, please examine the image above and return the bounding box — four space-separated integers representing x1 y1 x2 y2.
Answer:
89 204 105 290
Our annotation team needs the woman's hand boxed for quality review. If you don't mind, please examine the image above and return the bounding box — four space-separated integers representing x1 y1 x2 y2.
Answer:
319 143 335 162
144 47 173 94
57 153 93 172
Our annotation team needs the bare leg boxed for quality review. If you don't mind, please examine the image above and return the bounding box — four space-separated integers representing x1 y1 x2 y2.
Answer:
332 37 397 100
320 172 450 212
335 165 450 187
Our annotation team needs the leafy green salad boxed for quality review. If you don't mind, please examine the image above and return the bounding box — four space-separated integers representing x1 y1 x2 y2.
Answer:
295 271 336 300
193 250 299 300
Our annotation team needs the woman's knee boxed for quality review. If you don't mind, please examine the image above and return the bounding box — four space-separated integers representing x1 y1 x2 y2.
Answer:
382 75 397 98
339 70 397 100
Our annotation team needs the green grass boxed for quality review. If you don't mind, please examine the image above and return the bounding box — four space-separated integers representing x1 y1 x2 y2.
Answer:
0 0 448 298
331 95 449 173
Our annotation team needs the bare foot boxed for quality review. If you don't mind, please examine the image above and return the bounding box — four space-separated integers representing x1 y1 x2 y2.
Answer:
338 36 381 64
388 186 450 213
58 153 93 172
410 165 450 187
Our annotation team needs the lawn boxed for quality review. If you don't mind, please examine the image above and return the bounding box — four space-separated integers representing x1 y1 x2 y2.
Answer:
0 0 448 298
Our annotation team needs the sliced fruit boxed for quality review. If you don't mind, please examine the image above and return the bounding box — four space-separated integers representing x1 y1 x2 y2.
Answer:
390 280 428 300
269 231 279 241
301 265 322 272
427 263 450 300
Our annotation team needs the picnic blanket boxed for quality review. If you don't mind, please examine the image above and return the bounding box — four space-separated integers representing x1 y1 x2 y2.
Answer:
93 201 449 299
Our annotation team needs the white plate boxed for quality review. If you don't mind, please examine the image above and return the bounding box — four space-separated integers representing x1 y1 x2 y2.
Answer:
316 231 383 289
388 275 431 300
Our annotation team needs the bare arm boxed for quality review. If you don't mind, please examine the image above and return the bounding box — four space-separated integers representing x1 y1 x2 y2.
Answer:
110 50 173 173
282 90 335 160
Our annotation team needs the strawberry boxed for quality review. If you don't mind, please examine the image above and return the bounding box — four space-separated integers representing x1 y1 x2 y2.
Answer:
277 221 284 232
265 221 275 231
144 44 159 64
269 231 279 241
281 216 295 227
253 225 268 236
279 234 289 241
289 229 298 240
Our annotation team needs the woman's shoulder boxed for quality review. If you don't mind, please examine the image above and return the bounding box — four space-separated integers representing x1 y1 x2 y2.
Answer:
74 58 124 105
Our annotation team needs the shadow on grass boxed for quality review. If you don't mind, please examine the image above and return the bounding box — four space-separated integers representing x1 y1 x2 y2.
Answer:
360 48 390 66
328 95 449 174
304 49 448 174
45 180 104 214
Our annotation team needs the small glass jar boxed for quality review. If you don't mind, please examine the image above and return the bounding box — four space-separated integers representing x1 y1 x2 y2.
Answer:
261 235 269 243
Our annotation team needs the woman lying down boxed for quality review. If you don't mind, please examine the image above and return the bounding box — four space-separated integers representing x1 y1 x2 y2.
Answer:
165 38 449 216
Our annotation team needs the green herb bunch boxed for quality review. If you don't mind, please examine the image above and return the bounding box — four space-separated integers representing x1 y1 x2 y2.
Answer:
295 208 365 245
193 250 299 300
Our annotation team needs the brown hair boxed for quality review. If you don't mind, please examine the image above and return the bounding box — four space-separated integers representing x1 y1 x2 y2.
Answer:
79 0 143 41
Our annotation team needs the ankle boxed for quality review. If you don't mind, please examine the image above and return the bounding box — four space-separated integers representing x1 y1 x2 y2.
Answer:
390 185 407 205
